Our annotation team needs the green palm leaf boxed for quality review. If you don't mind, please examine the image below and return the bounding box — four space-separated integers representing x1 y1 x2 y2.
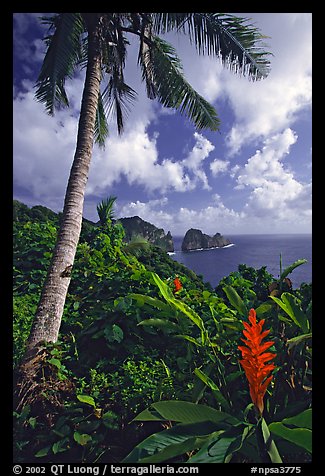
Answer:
94 92 109 147
102 75 137 134
35 13 85 114
96 196 117 226
152 13 271 79
141 36 220 131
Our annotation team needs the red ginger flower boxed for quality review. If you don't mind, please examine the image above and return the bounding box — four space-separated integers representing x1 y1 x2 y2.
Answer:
238 309 276 415
173 277 182 293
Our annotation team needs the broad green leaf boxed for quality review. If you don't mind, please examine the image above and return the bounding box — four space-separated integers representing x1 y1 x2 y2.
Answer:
270 293 309 333
224 425 253 463
122 421 223 463
151 273 206 336
287 333 312 350
52 438 68 454
226 371 243 384
130 293 171 312
149 400 238 425
255 303 273 316
220 317 243 331
171 299 206 334
188 425 247 463
35 446 51 458
202 290 212 300
201 425 254 463
194 368 231 411
73 431 92 446
48 358 62 369
192 363 214 404
112 324 124 343
133 408 164 422
139 436 198 463
280 259 307 281
260 417 283 463
235 433 261 462
281 409 312 430
77 420 101 433
269 423 312 453
151 272 174 302
76 394 96 408
138 319 178 331
222 285 248 317
53 424 70 438
175 334 202 346
104 324 124 343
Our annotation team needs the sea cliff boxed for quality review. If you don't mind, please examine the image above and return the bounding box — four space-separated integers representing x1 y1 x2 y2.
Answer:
181 228 231 251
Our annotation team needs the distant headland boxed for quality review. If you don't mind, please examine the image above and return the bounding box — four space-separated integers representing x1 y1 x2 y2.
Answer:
13 200 233 254
181 228 231 251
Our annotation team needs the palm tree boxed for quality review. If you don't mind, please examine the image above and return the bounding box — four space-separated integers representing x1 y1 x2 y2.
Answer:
23 12 271 354
97 195 117 227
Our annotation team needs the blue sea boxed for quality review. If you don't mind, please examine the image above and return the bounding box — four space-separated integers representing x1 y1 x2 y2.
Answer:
169 234 312 289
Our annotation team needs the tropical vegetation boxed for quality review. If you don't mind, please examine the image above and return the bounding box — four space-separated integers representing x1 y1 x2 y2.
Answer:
13 201 312 463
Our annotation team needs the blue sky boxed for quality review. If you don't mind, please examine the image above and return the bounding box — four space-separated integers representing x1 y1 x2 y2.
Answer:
13 13 312 236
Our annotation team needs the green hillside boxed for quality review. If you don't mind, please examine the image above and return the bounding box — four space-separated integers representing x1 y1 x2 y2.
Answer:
13 200 312 464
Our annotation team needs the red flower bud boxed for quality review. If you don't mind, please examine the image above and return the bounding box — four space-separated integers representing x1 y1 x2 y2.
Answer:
238 309 276 415
173 277 182 293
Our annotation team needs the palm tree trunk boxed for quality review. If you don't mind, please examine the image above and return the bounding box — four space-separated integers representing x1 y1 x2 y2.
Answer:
26 25 102 353
15 19 104 411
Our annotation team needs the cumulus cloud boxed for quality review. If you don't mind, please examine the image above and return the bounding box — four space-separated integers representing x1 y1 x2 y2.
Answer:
181 132 214 190
116 195 245 236
235 128 298 188
233 128 311 225
210 158 230 176
13 87 78 209
118 198 173 228
224 14 311 156
13 79 216 211
88 130 216 195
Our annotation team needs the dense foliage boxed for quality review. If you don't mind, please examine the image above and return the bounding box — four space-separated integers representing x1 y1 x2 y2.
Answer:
13 202 312 463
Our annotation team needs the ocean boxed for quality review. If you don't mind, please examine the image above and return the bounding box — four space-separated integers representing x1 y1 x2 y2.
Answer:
169 234 312 289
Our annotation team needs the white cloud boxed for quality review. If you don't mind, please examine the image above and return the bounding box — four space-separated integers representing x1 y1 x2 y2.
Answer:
210 158 230 176
13 88 78 208
116 188 311 236
13 79 217 211
117 198 174 232
224 70 311 157
180 132 215 190
223 14 312 156
88 130 216 195
233 129 311 225
182 132 214 169
116 195 245 236
236 128 298 187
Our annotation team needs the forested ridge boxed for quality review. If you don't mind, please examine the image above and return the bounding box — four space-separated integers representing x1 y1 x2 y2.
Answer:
13 200 312 463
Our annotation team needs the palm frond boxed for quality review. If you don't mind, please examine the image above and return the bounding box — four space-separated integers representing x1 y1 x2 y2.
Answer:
123 235 150 257
143 36 220 131
151 13 271 80
97 196 117 226
94 92 109 148
100 20 137 134
102 68 137 135
136 16 156 100
35 13 85 114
